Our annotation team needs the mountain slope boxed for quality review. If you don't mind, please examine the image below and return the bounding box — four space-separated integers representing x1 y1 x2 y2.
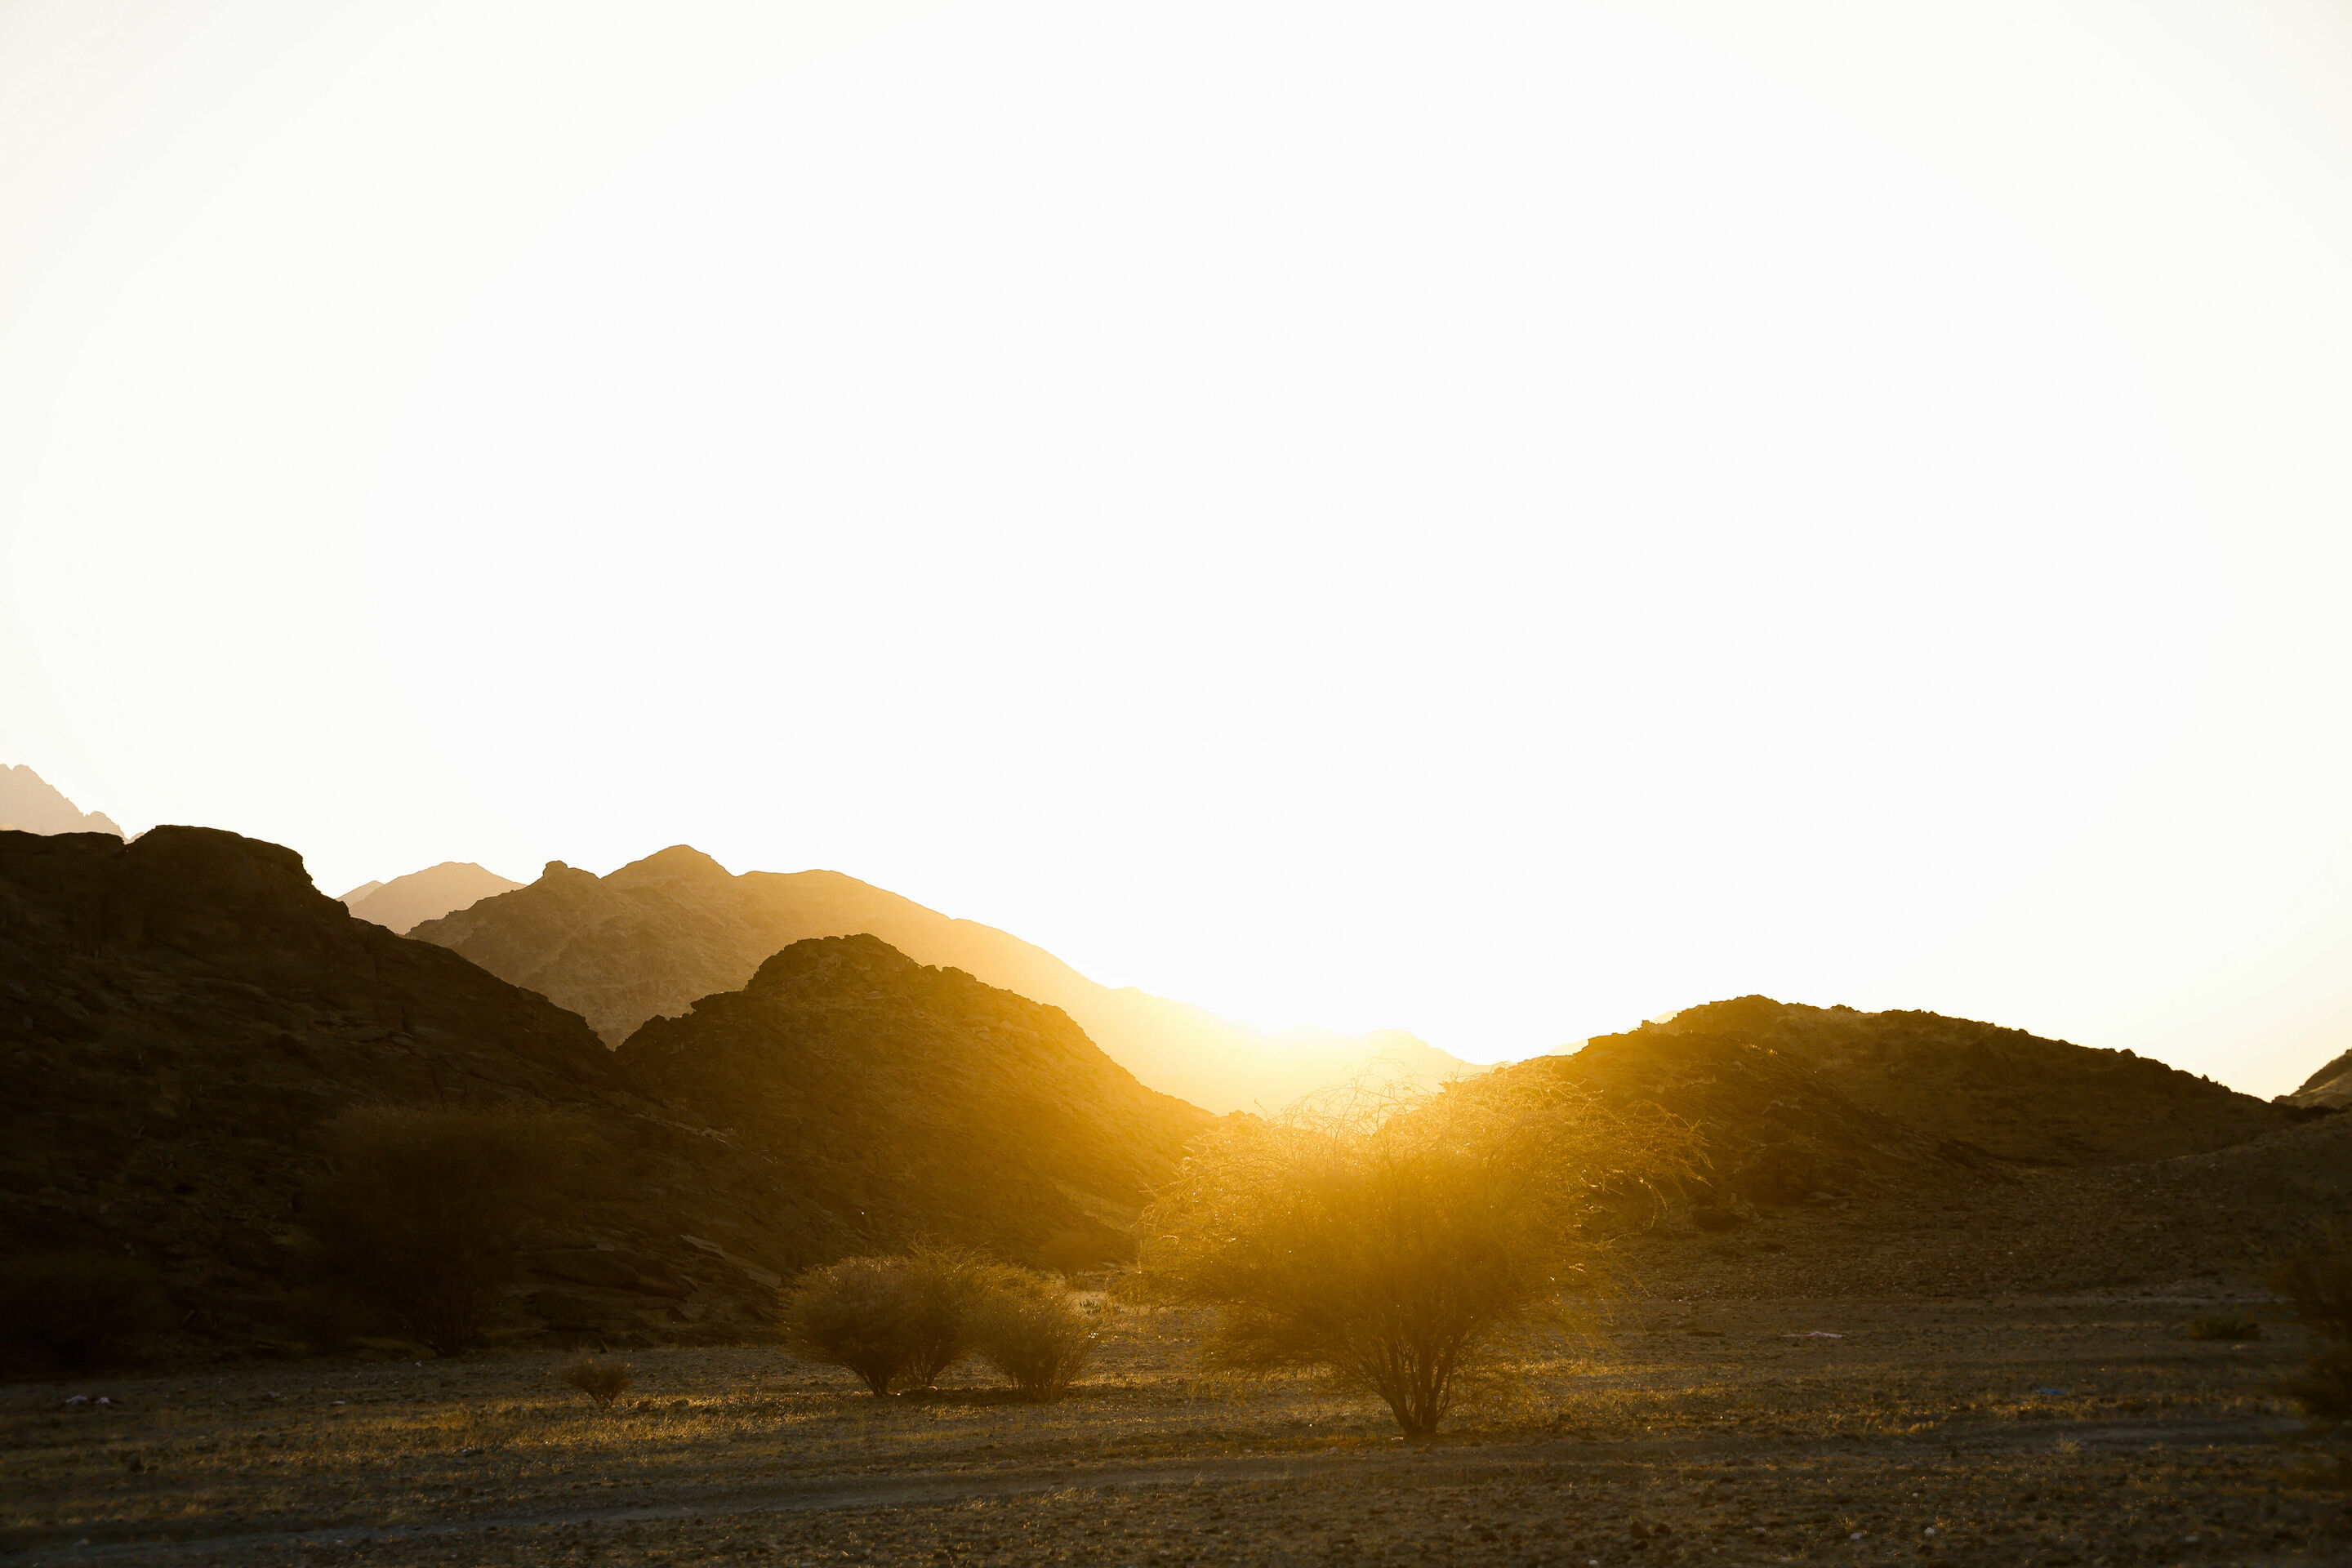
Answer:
615 934 1212 1265
1 828 1208 1356
340 861 522 933
0 764 123 836
412 846 1465 1111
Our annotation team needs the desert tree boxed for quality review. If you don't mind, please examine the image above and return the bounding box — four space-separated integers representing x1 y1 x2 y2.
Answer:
1134 1068 1695 1436
305 1104 589 1357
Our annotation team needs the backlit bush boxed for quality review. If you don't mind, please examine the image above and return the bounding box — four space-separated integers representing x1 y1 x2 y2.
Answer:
1137 1071 1696 1435
970 1275 1094 1401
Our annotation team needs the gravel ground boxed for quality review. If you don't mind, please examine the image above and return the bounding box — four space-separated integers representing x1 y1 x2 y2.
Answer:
4 1296 2344 1566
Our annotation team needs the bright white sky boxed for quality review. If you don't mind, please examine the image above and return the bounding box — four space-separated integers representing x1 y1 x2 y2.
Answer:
7 1 2352 1097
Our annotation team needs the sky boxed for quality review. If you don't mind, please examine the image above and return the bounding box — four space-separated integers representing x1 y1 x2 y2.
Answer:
5 1 2352 1098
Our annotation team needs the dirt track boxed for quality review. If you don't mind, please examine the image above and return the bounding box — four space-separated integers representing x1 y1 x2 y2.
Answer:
5 1296 2345 1566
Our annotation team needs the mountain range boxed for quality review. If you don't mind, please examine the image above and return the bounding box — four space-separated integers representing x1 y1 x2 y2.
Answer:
5 816 2348 1365
0 825 1205 1352
408 846 1466 1113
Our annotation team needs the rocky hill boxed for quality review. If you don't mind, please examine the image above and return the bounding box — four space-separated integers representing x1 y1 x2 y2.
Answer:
412 846 1464 1111
0 764 123 836
1510 996 2336 1299
0 828 1208 1361
1634 995 2292 1165
614 934 1212 1270
338 861 521 933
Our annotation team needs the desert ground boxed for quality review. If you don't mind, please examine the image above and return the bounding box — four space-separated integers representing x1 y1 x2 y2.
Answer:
5 1295 2344 1568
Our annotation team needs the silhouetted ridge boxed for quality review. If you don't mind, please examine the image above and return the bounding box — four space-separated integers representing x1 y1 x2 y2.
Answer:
412 849 1468 1111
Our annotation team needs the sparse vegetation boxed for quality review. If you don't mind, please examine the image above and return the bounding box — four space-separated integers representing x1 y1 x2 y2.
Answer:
0 1250 168 1372
969 1274 1094 1400
1137 1071 1696 1435
305 1104 590 1357
559 1356 635 1410
777 1248 1085 1398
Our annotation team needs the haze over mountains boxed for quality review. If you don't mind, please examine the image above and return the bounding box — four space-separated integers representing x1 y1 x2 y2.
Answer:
409 846 1467 1113
337 862 522 934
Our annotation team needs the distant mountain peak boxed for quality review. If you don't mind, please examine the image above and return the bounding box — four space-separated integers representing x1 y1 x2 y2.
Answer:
0 764 124 837
341 860 523 934
606 844 733 888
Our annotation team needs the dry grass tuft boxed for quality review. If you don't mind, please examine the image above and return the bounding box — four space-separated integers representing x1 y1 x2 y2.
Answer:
559 1357 635 1410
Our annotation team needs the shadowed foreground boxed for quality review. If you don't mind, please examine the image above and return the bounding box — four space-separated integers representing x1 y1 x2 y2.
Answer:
5 1297 2344 1566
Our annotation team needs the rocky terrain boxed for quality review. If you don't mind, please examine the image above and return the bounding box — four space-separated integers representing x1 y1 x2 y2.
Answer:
0 828 1204 1363
410 845 1465 1112
336 863 522 935
0 764 123 837
6 1295 2341 1566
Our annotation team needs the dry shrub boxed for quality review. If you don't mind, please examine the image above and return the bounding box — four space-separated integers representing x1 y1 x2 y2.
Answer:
305 1105 589 1357
1136 1070 1696 1435
898 1246 1004 1390
780 1248 1088 1397
559 1356 635 1410
778 1257 911 1395
2272 1224 2352 1428
779 1249 1000 1395
0 1251 169 1372
970 1275 1094 1401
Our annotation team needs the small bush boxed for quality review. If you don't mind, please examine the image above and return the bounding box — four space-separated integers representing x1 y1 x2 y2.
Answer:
970 1276 1094 1401
559 1356 635 1410
778 1256 925 1395
2183 1313 2262 1342
0 1252 169 1372
898 1246 1005 1391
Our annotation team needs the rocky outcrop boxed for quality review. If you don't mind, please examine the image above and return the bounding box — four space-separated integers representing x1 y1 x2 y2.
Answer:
0 829 1208 1360
411 846 1468 1111
0 764 123 836
339 862 522 934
